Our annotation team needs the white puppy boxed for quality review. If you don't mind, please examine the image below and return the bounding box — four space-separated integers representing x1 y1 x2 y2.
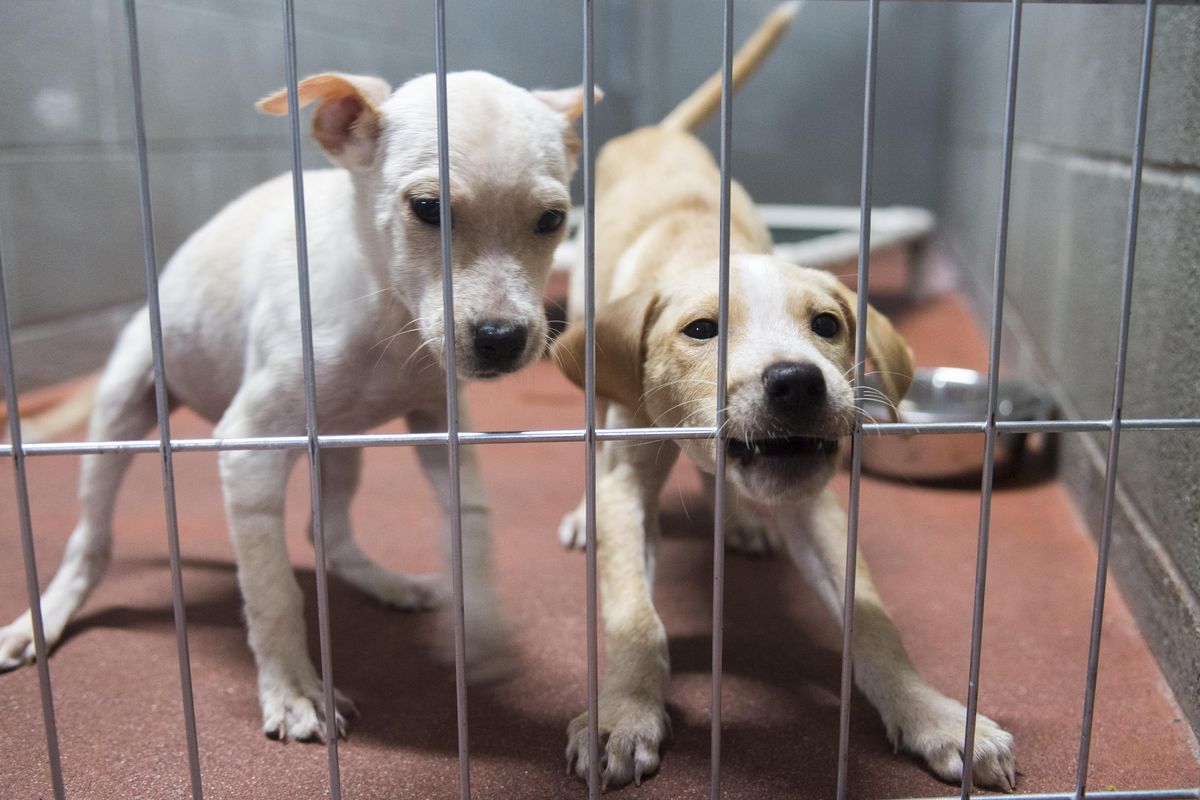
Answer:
0 70 589 742
551 5 1017 790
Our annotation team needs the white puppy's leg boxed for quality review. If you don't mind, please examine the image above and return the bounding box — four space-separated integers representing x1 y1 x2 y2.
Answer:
567 406 678 789
0 317 156 669
780 490 1017 791
314 447 443 610
217 381 355 742
408 401 514 683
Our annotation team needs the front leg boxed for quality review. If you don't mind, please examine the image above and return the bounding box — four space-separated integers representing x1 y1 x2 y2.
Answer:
776 490 1017 790
567 405 679 788
408 399 514 683
216 385 356 742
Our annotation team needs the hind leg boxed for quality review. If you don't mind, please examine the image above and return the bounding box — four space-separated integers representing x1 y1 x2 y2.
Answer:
313 447 443 610
0 313 157 669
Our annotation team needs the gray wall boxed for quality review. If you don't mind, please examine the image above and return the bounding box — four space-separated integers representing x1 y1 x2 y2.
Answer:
1 0 944 341
932 1 1200 729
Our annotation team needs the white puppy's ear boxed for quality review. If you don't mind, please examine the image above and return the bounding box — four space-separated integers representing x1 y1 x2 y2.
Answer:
257 73 391 170
533 85 604 123
834 284 915 418
552 288 659 412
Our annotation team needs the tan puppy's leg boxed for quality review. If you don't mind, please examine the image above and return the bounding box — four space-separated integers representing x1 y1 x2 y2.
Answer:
409 401 515 683
778 489 1017 791
566 405 678 788
313 448 444 610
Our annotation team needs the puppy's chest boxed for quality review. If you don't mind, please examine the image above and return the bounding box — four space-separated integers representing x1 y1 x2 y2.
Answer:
317 341 444 431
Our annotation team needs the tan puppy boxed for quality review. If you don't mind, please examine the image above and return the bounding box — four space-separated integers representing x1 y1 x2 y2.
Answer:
552 5 1017 790
0 70 591 742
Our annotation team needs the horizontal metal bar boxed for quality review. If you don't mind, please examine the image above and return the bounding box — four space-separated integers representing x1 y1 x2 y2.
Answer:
901 790 1198 800
4 417 1199 458
805 0 1189 4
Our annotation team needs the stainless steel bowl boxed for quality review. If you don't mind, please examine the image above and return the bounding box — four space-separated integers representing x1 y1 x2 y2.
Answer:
859 367 1055 483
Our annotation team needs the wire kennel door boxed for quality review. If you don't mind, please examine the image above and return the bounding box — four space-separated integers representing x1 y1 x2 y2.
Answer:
1 1 1198 799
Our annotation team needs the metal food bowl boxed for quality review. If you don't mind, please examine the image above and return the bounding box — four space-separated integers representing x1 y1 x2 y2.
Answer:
859 367 1056 483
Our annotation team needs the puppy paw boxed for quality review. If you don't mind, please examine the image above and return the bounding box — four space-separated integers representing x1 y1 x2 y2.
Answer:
370 571 446 611
893 693 1017 791
260 676 359 743
558 504 587 550
724 504 779 556
0 618 38 672
565 693 671 788
332 561 447 611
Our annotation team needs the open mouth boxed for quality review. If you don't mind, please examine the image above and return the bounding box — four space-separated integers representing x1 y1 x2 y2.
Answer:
727 435 839 466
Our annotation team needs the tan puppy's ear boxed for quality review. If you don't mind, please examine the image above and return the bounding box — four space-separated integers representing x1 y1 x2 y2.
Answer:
834 284 915 418
534 86 604 169
551 289 659 411
257 73 391 170
533 85 605 123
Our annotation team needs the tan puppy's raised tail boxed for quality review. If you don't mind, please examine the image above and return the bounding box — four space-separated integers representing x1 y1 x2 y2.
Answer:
659 1 801 132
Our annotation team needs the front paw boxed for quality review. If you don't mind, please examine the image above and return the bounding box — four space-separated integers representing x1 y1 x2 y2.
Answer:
566 693 671 788
558 503 587 550
724 502 779 556
892 692 1017 791
260 673 359 743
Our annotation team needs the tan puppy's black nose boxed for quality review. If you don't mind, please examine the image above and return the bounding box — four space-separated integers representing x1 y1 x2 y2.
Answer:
473 320 528 369
763 362 825 411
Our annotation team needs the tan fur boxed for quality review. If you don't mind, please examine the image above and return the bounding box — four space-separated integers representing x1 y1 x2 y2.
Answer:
551 3 1016 791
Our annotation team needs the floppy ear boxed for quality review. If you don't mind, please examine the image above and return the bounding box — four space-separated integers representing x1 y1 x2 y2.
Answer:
551 289 659 412
533 85 604 123
257 72 391 170
835 284 915 417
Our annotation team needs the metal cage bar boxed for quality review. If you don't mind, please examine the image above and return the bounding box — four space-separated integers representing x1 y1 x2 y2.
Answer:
710 0 736 796
433 1 473 796
959 0 1022 793
834 1 881 797
1073 0 1157 795
3 416 1200 459
279 0 343 795
121 1 204 796
0 248 67 800
580 0 602 796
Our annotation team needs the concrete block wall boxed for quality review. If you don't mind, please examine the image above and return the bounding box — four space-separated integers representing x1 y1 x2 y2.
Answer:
932 1 1200 729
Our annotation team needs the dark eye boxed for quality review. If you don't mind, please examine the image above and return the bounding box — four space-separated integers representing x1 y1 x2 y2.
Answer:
410 197 441 226
811 312 840 338
536 209 566 233
682 319 719 340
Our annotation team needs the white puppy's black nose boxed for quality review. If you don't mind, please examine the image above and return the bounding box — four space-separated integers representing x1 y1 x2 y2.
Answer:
472 320 528 370
762 362 826 410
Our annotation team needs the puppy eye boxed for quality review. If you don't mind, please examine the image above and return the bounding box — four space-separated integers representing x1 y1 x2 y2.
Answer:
535 209 566 234
410 197 441 226
811 312 840 338
682 319 719 340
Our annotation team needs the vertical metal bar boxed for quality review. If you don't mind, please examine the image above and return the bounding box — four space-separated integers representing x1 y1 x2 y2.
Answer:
710 1 735 798
432 2 471 797
959 1 1022 795
834 1 879 798
279 1 342 795
0 259 67 800
581 0 601 797
122 2 204 796
1073 1 1156 796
